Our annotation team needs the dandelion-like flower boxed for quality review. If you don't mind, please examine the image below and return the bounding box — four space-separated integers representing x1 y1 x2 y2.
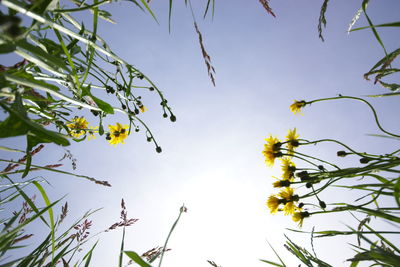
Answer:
67 117 89 138
262 135 282 167
278 187 300 215
139 105 148 113
267 195 281 214
281 157 296 180
292 211 310 227
285 128 300 155
87 126 98 140
108 123 129 146
273 179 291 188
290 100 306 115
278 187 294 200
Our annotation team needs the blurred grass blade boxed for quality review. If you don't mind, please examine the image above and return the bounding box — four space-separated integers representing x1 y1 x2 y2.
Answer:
259 259 285 267
158 205 186 267
350 21 400 32
139 0 158 24
0 146 24 152
361 0 387 54
264 240 287 267
32 181 55 260
83 241 98 267
118 227 125 267
168 0 172 33
124 251 151 267
348 7 363 33
4 176 49 227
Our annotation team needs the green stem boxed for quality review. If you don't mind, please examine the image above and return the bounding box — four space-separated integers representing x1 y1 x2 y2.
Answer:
308 96 400 138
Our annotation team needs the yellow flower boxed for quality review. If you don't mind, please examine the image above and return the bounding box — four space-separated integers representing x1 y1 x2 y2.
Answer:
283 201 297 215
139 105 148 113
278 187 294 200
292 211 309 227
285 128 300 154
278 187 300 215
267 195 280 214
108 123 129 146
290 100 306 115
281 157 296 180
262 135 282 167
67 117 89 138
272 176 291 188
87 126 98 140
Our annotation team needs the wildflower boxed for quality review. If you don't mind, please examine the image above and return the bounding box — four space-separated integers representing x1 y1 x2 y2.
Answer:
67 117 89 138
285 128 300 155
292 211 310 227
273 179 291 188
266 195 281 214
281 157 296 180
262 135 282 167
290 100 306 115
87 126 98 140
139 105 147 113
278 187 300 215
283 201 297 215
108 123 129 145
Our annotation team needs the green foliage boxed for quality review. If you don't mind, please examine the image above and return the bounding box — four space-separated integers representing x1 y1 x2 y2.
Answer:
262 1 400 266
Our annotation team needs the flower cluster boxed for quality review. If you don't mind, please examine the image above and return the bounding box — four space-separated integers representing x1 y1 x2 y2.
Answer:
262 129 300 167
67 117 130 146
263 129 308 226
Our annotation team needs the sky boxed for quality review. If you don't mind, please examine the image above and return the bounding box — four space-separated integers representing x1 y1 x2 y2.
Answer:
1 0 400 266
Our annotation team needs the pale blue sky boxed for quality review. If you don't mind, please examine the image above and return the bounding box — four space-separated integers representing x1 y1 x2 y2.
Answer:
1 1 400 266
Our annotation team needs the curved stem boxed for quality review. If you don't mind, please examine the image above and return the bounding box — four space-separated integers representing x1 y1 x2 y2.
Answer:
308 95 400 138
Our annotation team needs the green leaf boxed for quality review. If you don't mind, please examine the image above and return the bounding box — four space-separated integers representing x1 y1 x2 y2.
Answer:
139 0 158 24
259 259 285 267
16 39 70 72
124 251 152 267
32 181 55 260
350 21 400 32
9 71 60 92
82 85 114 114
83 241 98 267
0 97 69 147
394 177 400 208
0 146 24 153
361 0 387 54
0 44 16 54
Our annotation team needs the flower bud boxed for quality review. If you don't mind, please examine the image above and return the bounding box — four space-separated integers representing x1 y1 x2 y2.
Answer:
156 146 162 153
337 150 347 157
319 201 326 209
170 115 176 122
360 157 370 164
